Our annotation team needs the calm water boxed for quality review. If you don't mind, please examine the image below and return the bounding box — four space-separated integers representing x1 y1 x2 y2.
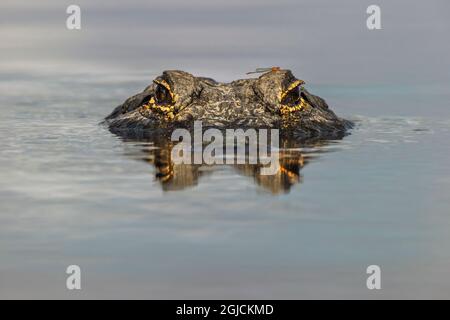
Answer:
1 0 450 299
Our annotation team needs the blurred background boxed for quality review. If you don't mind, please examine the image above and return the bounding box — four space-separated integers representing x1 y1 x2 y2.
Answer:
1 0 449 84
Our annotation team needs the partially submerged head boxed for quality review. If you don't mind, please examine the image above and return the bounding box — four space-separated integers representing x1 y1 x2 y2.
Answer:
105 69 352 139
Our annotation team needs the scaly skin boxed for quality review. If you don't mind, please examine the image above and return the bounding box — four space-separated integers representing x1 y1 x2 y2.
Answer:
104 69 352 139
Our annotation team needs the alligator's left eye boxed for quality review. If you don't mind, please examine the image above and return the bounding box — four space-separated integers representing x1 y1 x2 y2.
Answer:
281 86 301 107
155 84 173 105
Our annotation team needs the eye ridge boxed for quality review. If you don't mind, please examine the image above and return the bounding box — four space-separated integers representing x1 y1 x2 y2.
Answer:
153 79 175 106
281 86 301 107
155 84 172 105
280 78 305 105
140 80 177 120
279 83 309 116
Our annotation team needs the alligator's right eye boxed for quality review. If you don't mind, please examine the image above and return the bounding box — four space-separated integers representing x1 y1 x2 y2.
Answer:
281 86 301 107
155 84 172 105
279 80 308 115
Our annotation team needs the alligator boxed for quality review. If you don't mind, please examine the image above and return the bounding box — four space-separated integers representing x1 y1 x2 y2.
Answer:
104 68 352 139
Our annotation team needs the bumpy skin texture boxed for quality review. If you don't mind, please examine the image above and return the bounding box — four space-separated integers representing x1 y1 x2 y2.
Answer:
105 69 352 139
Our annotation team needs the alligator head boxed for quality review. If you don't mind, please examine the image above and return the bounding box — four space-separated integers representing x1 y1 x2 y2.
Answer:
104 69 352 139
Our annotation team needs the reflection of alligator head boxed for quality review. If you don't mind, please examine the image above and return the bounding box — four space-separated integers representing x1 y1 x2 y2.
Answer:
104 69 352 139
122 135 335 194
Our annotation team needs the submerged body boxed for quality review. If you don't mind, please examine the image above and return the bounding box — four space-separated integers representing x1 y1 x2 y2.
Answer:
105 69 351 139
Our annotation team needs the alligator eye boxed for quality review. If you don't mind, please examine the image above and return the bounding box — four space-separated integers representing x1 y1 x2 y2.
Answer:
155 84 172 105
281 86 301 107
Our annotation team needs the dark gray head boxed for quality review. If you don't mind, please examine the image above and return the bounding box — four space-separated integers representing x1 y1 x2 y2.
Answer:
104 69 352 139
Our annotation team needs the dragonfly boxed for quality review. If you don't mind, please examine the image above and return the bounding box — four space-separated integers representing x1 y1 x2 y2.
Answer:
246 66 282 75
